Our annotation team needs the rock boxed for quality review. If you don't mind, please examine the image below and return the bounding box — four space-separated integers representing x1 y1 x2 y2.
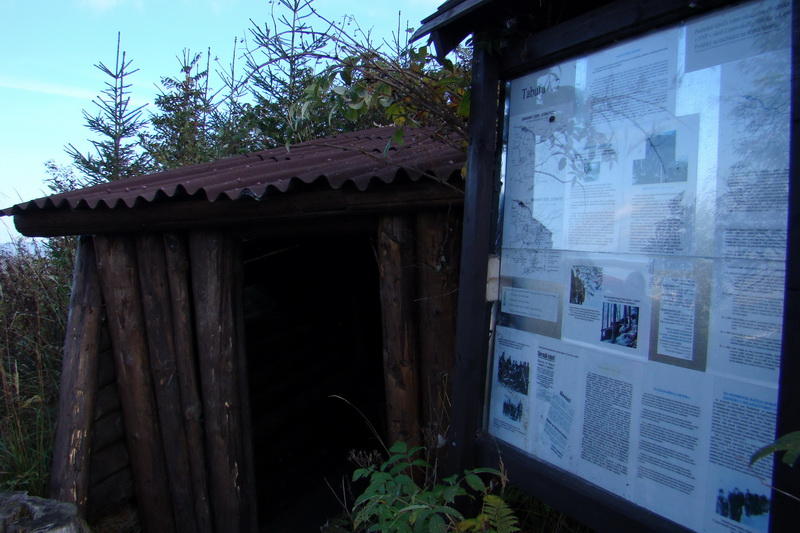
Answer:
0 492 91 533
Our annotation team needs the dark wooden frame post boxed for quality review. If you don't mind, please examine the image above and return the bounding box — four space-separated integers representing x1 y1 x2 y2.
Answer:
447 39 501 474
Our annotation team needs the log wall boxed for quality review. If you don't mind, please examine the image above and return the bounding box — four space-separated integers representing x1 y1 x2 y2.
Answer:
49 204 462 532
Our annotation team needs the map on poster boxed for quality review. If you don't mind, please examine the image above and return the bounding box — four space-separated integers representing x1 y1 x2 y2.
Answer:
489 1 791 532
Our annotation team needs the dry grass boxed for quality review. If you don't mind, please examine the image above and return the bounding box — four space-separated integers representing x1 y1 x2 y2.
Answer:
0 237 75 496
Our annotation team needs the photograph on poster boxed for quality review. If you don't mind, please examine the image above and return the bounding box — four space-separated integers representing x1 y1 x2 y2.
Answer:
569 265 603 305
632 130 688 185
600 302 639 348
488 327 538 450
497 352 531 395
621 114 699 256
561 254 651 358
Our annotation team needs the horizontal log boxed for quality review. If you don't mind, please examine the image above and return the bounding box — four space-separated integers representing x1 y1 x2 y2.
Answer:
95 347 116 389
93 383 121 421
89 441 130 487
91 411 125 453
86 469 135 524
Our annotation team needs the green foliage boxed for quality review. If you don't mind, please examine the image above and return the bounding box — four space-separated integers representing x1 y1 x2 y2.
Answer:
0 238 75 496
294 34 472 151
243 0 346 146
66 33 152 185
750 430 800 467
142 50 217 169
350 441 516 533
458 494 520 533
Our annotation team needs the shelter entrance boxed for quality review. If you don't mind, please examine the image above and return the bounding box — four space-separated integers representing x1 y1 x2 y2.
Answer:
241 232 386 529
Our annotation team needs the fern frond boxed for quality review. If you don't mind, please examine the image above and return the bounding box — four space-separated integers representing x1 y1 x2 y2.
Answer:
481 494 520 533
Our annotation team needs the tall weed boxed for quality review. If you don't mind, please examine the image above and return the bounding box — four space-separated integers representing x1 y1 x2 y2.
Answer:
0 237 75 495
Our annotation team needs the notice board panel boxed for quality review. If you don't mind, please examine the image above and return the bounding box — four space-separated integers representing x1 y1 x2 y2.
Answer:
488 0 792 531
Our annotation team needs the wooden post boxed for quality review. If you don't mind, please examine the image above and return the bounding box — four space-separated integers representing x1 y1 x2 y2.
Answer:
135 233 200 533
377 214 421 447
190 230 256 533
447 40 500 474
49 236 103 512
163 232 213 533
415 210 462 451
94 234 176 533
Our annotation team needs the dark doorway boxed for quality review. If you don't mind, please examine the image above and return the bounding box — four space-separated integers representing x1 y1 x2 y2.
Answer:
241 232 386 531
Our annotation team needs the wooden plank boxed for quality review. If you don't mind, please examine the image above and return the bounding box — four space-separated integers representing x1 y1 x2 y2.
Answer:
93 233 176 533
49 236 103 512
415 210 462 455
135 233 200 533
377 215 421 447
190 230 256 533
162 231 213 533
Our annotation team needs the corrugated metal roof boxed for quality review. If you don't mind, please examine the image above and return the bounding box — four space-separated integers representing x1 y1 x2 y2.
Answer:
2 127 465 216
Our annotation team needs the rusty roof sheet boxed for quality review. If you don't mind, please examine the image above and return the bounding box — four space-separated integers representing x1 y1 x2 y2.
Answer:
2 127 465 216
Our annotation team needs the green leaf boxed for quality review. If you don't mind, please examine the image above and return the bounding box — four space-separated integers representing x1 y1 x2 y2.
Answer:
389 441 408 454
391 127 405 149
427 513 447 533
464 473 486 493
750 431 800 467
442 474 459 485
468 467 501 476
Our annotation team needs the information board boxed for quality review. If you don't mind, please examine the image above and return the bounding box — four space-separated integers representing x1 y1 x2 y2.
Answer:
489 0 792 531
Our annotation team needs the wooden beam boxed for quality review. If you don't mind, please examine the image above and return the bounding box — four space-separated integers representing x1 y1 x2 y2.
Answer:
93 234 176 533
49 236 103 512
190 231 256 533
162 232 213 532
377 214 421 447
135 233 201 533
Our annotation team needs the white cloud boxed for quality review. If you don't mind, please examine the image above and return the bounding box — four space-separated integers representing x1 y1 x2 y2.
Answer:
77 0 122 11
76 0 144 13
0 76 96 100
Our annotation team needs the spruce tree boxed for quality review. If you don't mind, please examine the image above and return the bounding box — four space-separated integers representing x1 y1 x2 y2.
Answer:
66 33 152 185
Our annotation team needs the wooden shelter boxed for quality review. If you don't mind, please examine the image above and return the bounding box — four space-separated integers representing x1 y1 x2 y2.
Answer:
1 127 466 532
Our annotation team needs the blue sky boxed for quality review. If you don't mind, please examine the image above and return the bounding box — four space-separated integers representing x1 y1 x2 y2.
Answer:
0 0 441 241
